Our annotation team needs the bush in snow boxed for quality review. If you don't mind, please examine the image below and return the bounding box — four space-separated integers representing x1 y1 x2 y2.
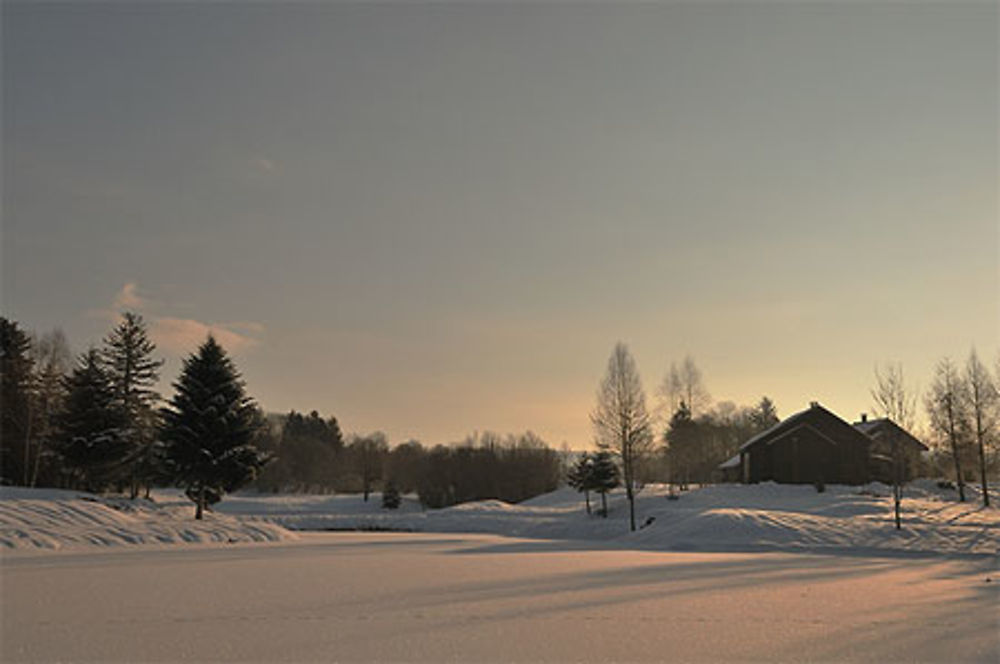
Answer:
382 482 401 509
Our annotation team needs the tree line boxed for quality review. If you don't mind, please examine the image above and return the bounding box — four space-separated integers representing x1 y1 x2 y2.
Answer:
1 314 563 515
255 423 562 509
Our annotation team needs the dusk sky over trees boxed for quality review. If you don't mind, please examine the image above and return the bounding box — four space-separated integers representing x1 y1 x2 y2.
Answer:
3 2 996 446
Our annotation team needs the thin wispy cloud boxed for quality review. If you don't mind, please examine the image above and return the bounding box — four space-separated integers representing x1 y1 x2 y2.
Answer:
94 282 263 355
151 317 262 355
112 281 147 310
251 156 277 174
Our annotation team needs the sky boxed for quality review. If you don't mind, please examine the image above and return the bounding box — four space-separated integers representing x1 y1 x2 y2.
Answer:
2 1 997 447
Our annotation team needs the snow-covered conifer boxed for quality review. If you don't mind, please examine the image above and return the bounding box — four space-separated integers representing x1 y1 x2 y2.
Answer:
101 312 164 496
57 349 129 491
161 336 269 519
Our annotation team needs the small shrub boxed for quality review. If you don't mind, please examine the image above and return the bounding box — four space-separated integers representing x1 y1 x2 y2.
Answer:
382 482 401 510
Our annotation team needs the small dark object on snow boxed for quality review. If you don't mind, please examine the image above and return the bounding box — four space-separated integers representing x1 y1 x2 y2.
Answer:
814 478 825 493
186 486 221 509
986 577 992 583
937 480 956 490
382 482 402 510
666 493 680 501
640 516 655 529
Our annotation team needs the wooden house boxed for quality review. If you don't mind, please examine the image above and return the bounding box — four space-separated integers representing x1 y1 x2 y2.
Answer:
852 415 927 483
734 402 872 485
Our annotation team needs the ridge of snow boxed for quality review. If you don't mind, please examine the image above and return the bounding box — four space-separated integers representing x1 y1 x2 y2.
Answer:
0 487 295 552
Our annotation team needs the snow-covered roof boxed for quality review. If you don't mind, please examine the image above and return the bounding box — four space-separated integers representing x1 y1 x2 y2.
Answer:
853 418 888 435
718 454 741 469
852 417 928 450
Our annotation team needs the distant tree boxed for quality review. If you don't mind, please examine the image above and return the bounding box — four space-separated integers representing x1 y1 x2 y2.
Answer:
1 317 35 486
749 397 779 433
251 415 285 492
590 451 620 517
926 358 970 502
663 402 698 488
348 432 389 501
101 312 164 497
965 349 997 507
27 328 72 487
567 452 595 514
658 363 684 418
273 409 344 492
872 362 918 432
381 481 401 509
161 336 269 519
871 361 920 528
659 355 711 420
385 439 425 494
592 342 653 532
410 432 560 509
56 349 128 491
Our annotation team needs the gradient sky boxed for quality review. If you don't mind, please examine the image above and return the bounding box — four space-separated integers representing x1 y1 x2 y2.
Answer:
3 2 997 447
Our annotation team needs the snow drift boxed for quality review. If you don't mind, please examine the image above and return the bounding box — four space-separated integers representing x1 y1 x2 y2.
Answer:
0 487 294 552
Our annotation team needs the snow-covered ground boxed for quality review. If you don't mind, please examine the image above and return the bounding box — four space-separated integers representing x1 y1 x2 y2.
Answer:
3 483 998 661
2 480 997 557
219 480 1000 558
0 486 293 552
3 533 997 662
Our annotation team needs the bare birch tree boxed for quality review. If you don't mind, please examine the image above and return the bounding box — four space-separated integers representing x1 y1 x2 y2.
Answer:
871 362 918 431
28 329 72 487
926 358 969 502
592 342 653 532
965 349 997 507
658 354 711 419
871 361 919 529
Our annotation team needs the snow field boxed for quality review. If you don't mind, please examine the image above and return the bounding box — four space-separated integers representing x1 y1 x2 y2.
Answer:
3 533 997 662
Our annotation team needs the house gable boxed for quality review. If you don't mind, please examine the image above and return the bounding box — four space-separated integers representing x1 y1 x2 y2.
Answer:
739 402 871 485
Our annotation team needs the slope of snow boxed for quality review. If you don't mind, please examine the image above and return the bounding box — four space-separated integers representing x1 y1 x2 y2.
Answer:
0 487 294 552
219 480 1000 557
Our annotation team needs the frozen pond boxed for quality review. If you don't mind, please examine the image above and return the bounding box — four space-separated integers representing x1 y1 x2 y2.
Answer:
3 532 998 662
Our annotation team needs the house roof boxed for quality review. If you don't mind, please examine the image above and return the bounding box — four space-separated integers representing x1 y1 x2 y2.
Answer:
739 402 871 452
738 404 816 451
718 454 741 469
852 417 928 451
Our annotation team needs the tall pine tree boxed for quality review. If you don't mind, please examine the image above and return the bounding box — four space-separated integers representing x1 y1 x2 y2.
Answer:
161 336 269 519
1 317 35 485
101 312 164 497
57 349 128 491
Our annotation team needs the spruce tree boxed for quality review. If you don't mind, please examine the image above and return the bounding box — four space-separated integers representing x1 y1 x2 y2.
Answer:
57 349 128 491
101 312 164 497
382 481 402 509
161 335 269 519
567 453 595 515
1 317 35 485
590 451 621 518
